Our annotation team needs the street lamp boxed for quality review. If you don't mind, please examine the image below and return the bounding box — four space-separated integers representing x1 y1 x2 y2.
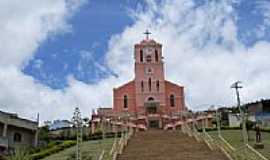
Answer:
231 81 248 145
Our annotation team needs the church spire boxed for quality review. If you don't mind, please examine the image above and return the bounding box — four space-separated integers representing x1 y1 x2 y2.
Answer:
143 29 151 40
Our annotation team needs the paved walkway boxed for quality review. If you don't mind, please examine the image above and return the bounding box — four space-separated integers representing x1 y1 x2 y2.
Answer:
117 130 228 160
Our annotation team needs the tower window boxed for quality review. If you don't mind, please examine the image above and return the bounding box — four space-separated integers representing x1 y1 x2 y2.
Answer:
170 95 175 107
146 55 152 62
124 95 128 108
140 50 143 62
156 80 160 92
155 50 158 62
148 78 152 92
141 81 144 92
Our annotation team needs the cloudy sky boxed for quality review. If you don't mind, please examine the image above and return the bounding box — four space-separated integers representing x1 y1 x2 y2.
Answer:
1 0 270 122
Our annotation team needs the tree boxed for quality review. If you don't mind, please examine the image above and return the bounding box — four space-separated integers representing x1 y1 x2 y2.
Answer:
38 125 49 142
240 120 255 141
72 107 83 160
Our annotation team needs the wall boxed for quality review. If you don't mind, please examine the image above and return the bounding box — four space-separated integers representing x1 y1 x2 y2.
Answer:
113 81 136 113
228 114 241 127
7 125 36 149
164 81 185 114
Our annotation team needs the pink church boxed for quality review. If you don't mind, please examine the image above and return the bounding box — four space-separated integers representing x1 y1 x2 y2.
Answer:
112 32 186 129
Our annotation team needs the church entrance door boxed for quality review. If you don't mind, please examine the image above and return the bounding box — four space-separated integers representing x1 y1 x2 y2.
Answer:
149 120 159 128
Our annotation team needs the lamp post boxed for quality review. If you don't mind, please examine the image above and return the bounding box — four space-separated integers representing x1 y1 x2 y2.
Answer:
231 81 248 145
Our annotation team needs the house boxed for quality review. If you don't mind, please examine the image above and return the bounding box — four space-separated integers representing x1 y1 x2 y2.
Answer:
228 113 256 127
0 111 38 154
246 99 270 114
48 120 72 131
246 99 270 127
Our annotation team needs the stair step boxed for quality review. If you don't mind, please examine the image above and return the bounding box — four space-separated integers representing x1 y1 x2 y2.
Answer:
117 130 228 160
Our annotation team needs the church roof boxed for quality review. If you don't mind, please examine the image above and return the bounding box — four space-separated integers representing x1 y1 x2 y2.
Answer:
113 80 134 90
135 39 162 47
165 80 184 88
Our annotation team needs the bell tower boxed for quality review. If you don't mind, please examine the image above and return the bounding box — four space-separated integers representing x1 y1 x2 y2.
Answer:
134 30 166 113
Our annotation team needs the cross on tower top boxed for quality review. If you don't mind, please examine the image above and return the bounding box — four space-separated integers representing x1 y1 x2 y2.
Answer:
143 29 151 40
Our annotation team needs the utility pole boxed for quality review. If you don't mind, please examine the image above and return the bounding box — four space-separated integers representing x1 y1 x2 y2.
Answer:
215 108 221 137
231 81 248 145
72 107 82 160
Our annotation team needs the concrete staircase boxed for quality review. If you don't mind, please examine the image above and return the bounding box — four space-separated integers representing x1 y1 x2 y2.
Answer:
117 130 228 160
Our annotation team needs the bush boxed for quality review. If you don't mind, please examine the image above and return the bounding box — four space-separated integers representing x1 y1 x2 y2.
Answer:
30 141 76 160
262 128 270 133
86 131 121 140
28 141 61 155
198 127 242 132
200 126 270 133
221 126 241 130
6 148 32 160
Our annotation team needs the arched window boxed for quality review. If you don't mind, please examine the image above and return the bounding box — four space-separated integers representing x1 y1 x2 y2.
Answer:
148 78 152 92
156 80 160 92
140 50 143 62
14 133 22 142
124 95 128 108
146 55 152 62
170 95 175 107
148 97 154 101
141 81 144 92
155 50 158 62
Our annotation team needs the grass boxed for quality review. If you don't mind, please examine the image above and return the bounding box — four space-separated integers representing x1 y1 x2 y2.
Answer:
41 138 115 160
208 130 270 159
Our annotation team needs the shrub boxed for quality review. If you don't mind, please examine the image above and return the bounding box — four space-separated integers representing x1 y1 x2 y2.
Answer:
262 128 270 133
6 148 31 160
30 141 76 160
28 141 61 155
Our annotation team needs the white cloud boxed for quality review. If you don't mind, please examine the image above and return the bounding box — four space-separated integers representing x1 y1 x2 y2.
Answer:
1 0 270 122
0 0 81 68
105 0 270 110
0 0 90 121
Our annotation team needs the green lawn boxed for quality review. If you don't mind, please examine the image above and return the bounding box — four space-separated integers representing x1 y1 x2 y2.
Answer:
42 138 115 160
208 130 270 159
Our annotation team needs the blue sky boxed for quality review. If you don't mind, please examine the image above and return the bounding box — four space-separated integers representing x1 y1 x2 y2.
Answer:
23 0 141 89
23 0 270 90
1 0 270 121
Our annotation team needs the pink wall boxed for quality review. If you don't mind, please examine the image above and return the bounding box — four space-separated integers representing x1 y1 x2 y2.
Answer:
113 81 136 113
164 81 185 113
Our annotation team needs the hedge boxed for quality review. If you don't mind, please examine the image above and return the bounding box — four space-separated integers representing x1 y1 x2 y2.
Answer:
197 127 270 133
50 131 122 141
30 141 76 160
30 132 121 159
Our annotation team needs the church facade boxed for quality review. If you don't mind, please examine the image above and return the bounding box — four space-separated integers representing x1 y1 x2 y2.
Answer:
112 34 186 129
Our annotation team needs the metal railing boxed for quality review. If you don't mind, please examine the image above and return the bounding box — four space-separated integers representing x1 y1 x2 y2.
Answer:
181 123 269 160
108 128 134 160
